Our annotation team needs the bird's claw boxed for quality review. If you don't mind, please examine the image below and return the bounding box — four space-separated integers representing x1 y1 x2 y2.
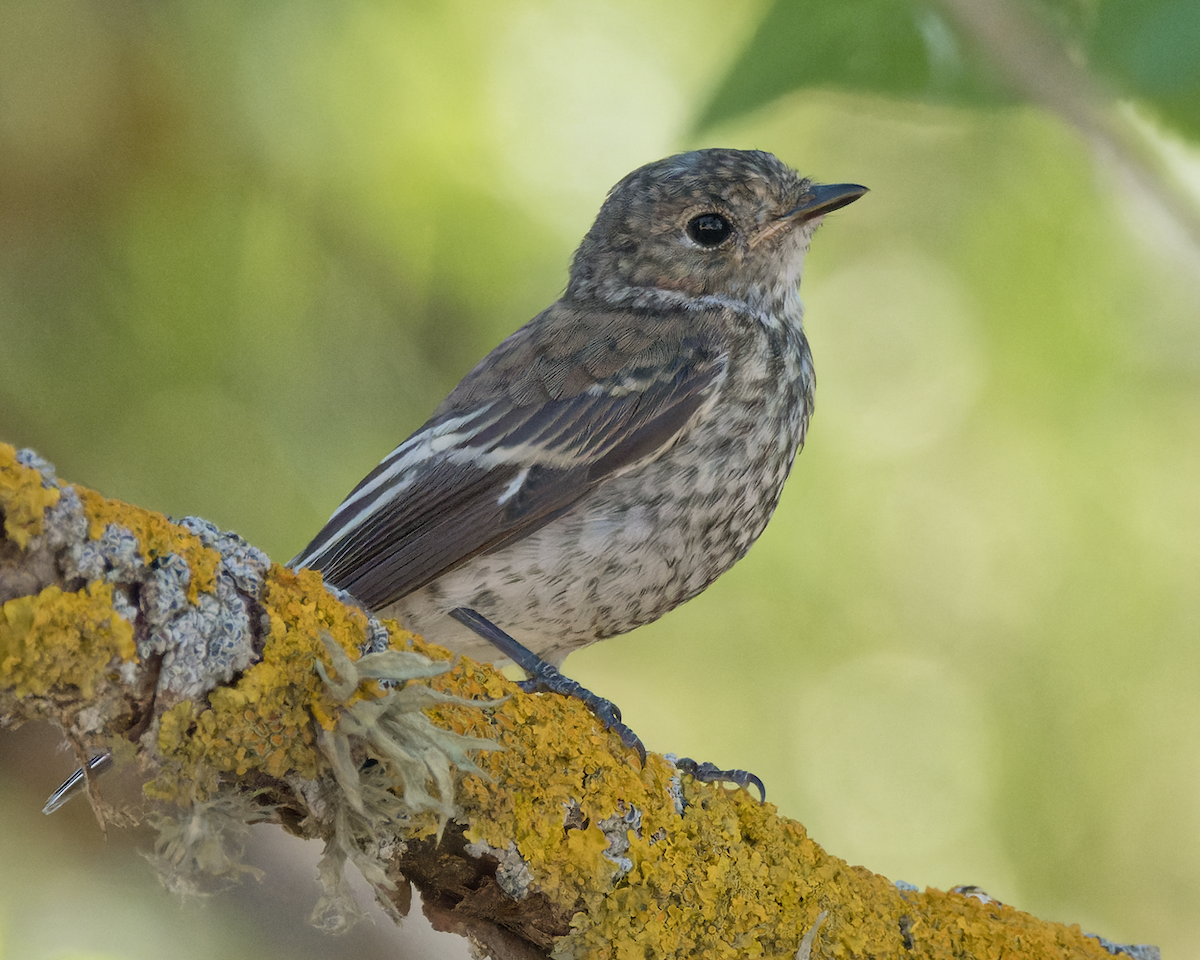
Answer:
518 669 643 764
675 756 766 803
451 607 645 765
578 694 643 764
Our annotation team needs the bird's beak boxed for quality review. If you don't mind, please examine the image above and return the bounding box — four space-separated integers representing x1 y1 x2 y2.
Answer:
786 182 869 222
750 182 868 248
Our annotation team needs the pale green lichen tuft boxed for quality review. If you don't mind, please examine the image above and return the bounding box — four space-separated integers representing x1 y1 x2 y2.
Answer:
796 911 827 960
145 787 274 896
316 631 503 828
310 790 402 933
311 632 503 930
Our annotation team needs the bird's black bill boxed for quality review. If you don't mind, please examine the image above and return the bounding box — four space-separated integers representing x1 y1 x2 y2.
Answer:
790 182 869 221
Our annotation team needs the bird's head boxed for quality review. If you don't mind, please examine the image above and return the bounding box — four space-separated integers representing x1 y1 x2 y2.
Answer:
567 148 866 314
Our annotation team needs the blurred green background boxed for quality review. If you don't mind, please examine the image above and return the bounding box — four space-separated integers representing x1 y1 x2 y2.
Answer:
2 0 1199 957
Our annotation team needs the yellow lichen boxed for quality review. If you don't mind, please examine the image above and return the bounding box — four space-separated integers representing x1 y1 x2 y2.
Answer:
75 486 220 601
0 448 1132 956
0 442 61 549
152 566 388 790
0 582 135 701
414 645 1118 960
157 699 199 755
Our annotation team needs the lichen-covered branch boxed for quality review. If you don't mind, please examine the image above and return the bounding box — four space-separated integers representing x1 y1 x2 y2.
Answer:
0 442 1157 960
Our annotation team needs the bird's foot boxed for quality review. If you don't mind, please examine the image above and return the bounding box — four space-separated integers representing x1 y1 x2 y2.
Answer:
449 607 646 765
674 756 766 804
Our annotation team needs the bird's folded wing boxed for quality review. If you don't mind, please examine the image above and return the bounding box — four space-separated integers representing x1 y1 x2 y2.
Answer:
293 305 728 610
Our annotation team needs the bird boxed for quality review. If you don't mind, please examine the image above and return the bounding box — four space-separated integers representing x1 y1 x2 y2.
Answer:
44 150 865 814
291 148 866 769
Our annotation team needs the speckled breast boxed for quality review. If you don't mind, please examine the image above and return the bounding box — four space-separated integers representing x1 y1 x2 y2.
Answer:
386 314 814 666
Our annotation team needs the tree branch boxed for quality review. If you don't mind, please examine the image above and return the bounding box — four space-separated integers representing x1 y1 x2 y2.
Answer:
0 441 1158 959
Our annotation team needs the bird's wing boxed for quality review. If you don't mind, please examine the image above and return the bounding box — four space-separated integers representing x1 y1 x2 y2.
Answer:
292 301 728 609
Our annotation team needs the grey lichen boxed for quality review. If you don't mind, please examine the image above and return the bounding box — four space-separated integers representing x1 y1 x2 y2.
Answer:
61 510 273 700
175 516 270 596
140 552 191 627
597 802 642 878
464 838 535 901
1085 935 1162 960
151 572 255 698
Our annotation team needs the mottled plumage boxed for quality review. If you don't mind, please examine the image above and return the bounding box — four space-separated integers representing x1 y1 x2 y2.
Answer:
292 149 865 665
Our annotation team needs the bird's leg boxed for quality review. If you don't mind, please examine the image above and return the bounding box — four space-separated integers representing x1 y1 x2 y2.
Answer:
673 756 766 804
45 627 765 813
448 607 646 765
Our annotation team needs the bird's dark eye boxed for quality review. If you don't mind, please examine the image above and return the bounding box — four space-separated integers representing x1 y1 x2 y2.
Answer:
686 213 732 247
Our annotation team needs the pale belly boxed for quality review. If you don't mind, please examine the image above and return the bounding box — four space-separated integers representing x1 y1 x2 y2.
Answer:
382 406 801 665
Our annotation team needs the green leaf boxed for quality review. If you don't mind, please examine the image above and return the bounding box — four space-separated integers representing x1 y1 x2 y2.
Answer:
694 0 1014 133
1087 0 1200 140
